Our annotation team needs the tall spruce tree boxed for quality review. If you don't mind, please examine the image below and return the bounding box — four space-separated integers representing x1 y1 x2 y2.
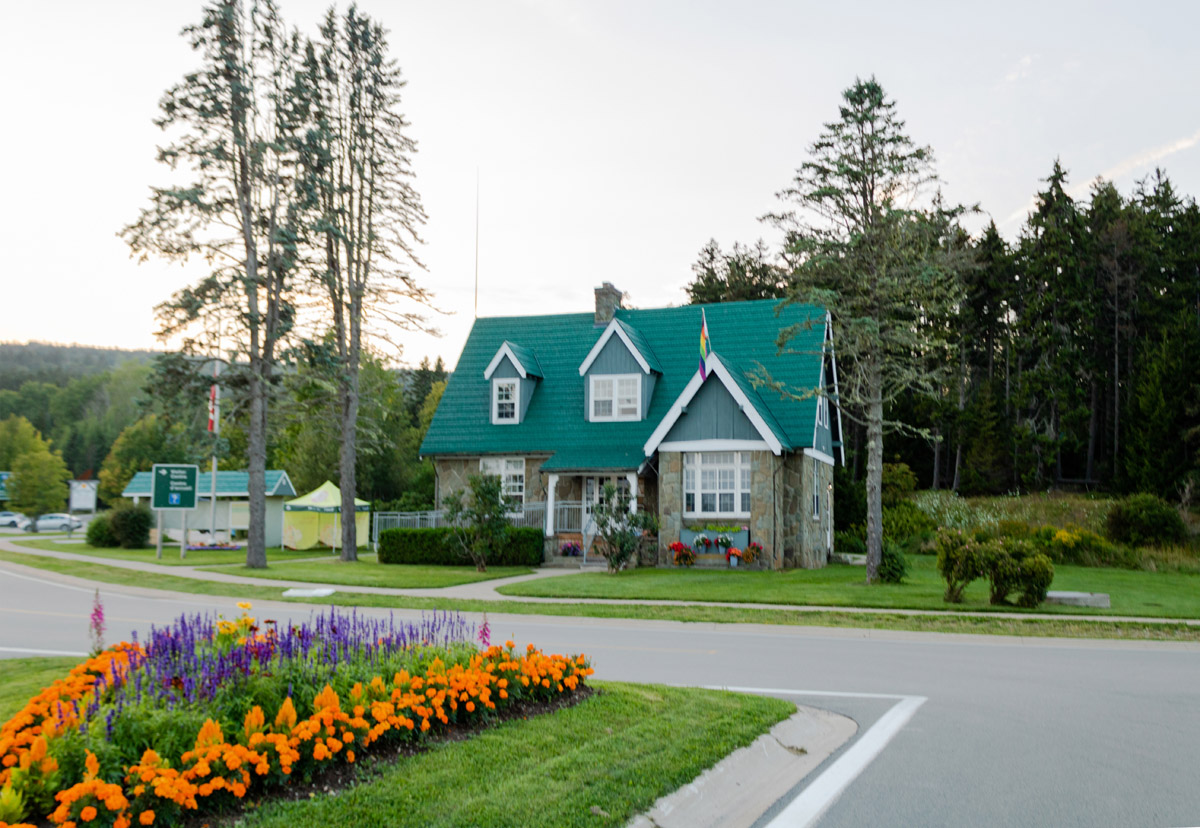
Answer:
766 78 971 582
124 0 302 568
294 7 428 560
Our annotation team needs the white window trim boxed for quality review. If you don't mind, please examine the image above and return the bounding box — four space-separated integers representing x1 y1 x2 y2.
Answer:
589 373 642 422
682 451 752 519
479 456 525 506
811 460 820 520
492 378 519 425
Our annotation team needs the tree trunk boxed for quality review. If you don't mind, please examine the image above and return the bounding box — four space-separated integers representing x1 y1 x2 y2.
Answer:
865 368 884 584
1086 380 1098 482
245 367 268 569
339 343 361 561
1113 291 1120 480
931 427 942 490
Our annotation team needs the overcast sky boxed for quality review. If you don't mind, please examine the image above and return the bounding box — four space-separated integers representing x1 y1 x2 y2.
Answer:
3 0 1198 368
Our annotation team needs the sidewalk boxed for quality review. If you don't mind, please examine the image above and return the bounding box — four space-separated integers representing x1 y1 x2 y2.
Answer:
4 537 1199 627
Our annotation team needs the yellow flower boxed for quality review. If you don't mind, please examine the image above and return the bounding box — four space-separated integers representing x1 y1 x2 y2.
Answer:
237 602 252 610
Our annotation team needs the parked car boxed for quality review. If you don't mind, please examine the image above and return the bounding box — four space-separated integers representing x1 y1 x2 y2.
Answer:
0 511 27 528
34 513 82 532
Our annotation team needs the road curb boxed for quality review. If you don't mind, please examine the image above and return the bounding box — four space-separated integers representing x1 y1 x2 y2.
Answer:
627 704 857 828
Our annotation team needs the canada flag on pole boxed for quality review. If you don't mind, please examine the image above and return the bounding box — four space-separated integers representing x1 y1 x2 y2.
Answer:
699 308 711 381
207 365 220 434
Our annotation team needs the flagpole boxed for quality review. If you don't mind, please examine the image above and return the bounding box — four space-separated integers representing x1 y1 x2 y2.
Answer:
209 358 220 542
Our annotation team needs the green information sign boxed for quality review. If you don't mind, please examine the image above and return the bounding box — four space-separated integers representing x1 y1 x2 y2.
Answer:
151 464 199 510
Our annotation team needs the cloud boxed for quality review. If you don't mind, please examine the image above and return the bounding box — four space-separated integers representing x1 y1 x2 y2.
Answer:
1002 55 1034 84
998 126 1200 229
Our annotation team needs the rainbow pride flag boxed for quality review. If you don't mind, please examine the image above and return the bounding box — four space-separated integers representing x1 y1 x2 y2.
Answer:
699 308 711 380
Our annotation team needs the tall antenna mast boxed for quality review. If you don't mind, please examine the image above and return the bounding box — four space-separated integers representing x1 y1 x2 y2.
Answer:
474 167 480 318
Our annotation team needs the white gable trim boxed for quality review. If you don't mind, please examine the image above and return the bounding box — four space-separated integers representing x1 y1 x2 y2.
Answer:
483 342 528 380
804 447 836 466
643 354 784 457
659 439 770 452
825 312 846 467
578 319 652 376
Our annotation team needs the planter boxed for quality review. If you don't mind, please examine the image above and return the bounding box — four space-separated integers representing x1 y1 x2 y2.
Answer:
681 527 749 550
729 556 739 568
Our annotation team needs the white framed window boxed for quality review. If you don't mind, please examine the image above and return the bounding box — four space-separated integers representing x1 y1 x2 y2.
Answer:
480 457 525 505
817 395 828 428
584 475 631 513
811 461 820 519
590 374 641 421
492 379 518 424
683 452 751 517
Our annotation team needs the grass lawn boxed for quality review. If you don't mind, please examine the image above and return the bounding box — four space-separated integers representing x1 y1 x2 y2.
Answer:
0 656 80 722
235 681 794 828
203 556 535 588
498 555 1200 619
3 548 1199 641
10 537 321 567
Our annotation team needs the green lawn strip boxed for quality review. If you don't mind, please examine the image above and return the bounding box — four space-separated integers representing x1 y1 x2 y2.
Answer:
10 538 319 567
3 549 1199 641
201 559 535 588
499 555 1200 619
236 681 794 828
0 657 80 722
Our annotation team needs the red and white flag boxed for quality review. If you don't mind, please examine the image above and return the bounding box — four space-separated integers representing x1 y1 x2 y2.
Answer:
207 365 220 434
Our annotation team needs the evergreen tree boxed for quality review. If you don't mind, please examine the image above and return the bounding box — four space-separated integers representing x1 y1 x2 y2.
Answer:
765 77 972 582
685 239 787 304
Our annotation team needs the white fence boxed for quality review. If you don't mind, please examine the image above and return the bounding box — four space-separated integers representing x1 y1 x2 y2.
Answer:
372 501 549 546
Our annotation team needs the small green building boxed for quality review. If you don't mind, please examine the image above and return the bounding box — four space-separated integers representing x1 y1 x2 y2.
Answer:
420 285 843 569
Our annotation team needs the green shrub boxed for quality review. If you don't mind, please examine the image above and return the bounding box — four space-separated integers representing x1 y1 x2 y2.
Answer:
878 540 909 584
834 530 866 557
935 529 984 603
883 500 937 541
833 465 866 532
1106 494 1187 547
995 519 1032 540
1017 554 1055 608
1024 524 1136 568
85 513 120 548
108 504 153 549
981 538 1034 605
378 526 544 567
881 462 918 506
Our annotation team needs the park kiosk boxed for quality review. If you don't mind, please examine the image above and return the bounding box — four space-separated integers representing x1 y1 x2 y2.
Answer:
282 481 369 551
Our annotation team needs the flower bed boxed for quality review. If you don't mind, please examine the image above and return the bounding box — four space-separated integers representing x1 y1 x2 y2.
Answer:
0 606 592 828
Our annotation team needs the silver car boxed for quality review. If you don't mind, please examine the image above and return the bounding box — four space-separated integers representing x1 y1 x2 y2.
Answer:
35 513 82 531
0 511 27 528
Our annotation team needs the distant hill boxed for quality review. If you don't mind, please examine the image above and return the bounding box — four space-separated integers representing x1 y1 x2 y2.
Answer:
0 342 161 392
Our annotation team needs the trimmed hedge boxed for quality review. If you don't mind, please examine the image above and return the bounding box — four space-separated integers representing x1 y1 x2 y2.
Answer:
109 504 153 549
378 526 544 567
85 513 121 548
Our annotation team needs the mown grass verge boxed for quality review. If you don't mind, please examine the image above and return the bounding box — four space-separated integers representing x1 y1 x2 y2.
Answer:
203 557 535 588
0 656 80 722
232 681 793 828
11 537 319 566
3 548 1200 641
500 555 1200 619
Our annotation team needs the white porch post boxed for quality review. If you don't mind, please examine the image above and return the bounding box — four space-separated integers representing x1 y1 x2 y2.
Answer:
546 474 559 536
626 472 638 514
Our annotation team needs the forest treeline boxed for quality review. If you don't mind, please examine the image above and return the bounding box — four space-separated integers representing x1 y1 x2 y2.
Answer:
688 161 1200 500
0 343 447 510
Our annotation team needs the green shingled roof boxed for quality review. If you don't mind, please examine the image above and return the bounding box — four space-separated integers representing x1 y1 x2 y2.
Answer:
421 299 828 471
501 341 543 378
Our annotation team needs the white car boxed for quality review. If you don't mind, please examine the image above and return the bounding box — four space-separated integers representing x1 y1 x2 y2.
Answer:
0 511 27 528
35 513 82 532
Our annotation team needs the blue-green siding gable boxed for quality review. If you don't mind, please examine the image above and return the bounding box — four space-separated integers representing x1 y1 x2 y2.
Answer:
663 376 762 442
490 355 537 422
582 335 657 420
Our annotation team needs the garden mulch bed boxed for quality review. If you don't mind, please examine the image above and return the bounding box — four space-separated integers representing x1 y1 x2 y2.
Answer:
187 685 597 827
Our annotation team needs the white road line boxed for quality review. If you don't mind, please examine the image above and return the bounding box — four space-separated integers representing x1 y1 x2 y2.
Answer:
1 567 100 594
0 646 88 657
708 685 927 828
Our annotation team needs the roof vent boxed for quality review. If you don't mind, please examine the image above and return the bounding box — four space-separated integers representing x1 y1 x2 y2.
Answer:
594 282 623 326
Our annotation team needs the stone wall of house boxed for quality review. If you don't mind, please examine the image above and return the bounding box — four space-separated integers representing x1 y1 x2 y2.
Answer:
656 452 684 565
775 452 832 570
433 456 552 507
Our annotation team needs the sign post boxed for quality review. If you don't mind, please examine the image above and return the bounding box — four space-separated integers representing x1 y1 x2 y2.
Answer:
151 464 198 560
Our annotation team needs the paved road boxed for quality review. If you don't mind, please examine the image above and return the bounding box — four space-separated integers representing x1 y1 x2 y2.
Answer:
2 560 1199 827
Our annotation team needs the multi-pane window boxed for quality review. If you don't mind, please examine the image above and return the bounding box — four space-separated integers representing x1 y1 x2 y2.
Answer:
811 461 820 519
493 380 518 423
480 457 525 504
683 452 752 516
590 374 640 421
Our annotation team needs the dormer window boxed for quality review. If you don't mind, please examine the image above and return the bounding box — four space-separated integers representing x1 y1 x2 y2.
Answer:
591 374 640 421
493 379 518 424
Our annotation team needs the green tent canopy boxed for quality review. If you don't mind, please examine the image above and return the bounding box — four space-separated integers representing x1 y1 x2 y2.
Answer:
282 481 369 550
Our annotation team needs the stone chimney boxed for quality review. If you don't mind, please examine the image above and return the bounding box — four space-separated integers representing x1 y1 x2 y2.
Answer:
594 282 623 326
